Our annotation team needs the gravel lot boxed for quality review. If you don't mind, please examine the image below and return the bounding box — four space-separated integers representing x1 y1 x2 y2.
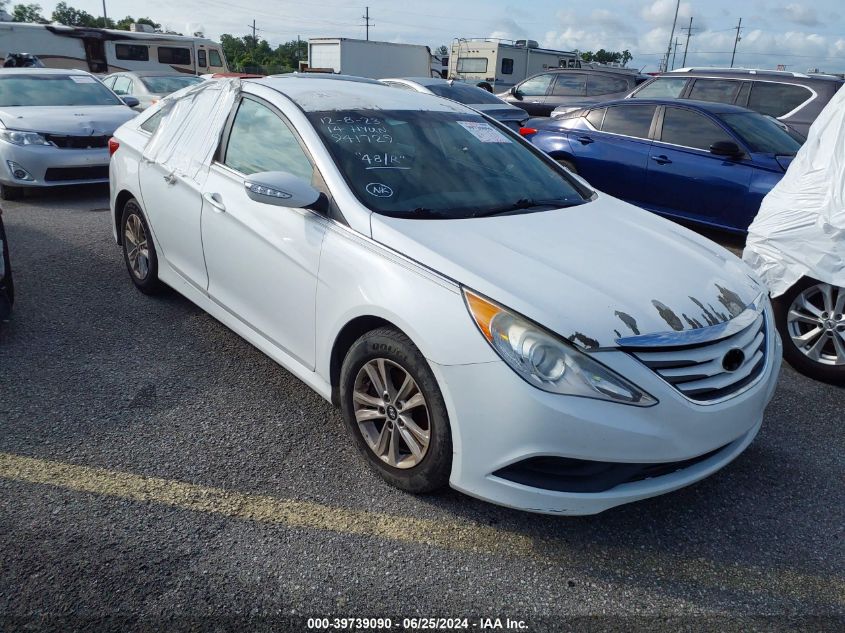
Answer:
0 185 843 631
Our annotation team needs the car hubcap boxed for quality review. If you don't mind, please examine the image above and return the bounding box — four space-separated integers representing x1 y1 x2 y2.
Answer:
124 212 150 280
786 282 845 366
353 358 431 469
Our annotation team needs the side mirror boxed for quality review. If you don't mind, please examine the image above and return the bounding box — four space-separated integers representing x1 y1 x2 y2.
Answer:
244 171 320 209
121 96 140 108
510 86 523 100
710 140 743 157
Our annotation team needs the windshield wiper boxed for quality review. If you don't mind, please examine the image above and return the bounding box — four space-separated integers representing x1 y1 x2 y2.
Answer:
472 198 584 218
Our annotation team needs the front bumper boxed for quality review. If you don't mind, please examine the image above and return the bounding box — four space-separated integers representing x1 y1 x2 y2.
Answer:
0 142 110 188
431 325 782 515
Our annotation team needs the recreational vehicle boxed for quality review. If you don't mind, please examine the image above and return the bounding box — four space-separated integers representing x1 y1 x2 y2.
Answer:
449 38 581 90
0 23 228 75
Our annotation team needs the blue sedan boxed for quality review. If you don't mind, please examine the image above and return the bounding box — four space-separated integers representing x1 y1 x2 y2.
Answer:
521 99 803 233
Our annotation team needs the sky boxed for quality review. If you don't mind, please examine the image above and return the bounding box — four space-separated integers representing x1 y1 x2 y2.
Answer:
25 0 845 72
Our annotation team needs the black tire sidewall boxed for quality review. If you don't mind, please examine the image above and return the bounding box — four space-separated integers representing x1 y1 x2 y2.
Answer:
120 199 161 294
339 327 453 493
774 277 845 385
0 185 22 201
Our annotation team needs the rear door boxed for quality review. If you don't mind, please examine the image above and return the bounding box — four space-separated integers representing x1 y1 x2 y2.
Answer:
567 103 657 203
645 105 755 230
684 78 743 104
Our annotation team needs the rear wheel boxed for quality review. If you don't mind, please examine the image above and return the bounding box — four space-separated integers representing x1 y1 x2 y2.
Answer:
120 199 164 295
0 185 23 201
774 278 845 385
339 327 452 493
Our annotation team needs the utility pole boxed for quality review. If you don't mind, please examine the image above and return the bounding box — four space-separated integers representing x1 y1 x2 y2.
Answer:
101 0 108 27
681 16 695 67
671 38 680 71
730 17 743 68
662 0 680 72
362 6 374 41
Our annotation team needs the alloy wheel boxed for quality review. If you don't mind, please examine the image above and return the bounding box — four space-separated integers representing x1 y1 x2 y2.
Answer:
124 212 150 281
352 358 431 469
786 282 845 366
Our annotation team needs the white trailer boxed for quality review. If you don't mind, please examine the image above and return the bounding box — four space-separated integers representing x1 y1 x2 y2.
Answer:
449 38 581 90
0 22 228 75
305 38 435 79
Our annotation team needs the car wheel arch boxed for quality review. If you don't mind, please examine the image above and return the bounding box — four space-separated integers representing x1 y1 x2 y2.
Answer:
114 189 136 245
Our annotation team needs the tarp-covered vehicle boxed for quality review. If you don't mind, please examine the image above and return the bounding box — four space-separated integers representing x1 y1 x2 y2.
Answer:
744 85 845 384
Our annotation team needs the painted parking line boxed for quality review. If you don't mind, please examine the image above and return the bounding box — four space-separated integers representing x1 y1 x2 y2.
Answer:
1 451 842 607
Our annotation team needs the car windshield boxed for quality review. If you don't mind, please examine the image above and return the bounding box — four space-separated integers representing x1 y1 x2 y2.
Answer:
307 109 589 219
0 74 122 106
425 83 506 105
140 75 204 94
719 112 803 155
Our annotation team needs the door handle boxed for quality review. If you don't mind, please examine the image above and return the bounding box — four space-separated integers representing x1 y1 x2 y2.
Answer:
576 136 594 145
651 155 672 165
203 192 226 213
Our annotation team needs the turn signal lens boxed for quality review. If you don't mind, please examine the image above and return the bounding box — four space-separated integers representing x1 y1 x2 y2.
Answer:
519 127 538 137
108 138 119 156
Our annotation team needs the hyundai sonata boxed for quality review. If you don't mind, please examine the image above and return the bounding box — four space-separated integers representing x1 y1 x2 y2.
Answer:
109 77 781 514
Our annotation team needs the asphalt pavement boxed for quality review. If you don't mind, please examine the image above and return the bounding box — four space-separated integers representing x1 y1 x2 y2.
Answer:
0 185 843 632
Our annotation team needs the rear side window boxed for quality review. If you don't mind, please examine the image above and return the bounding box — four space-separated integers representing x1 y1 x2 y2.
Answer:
660 107 734 151
158 47 191 65
586 108 605 129
115 44 149 62
140 110 164 134
209 50 223 67
747 82 813 117
687 79 741 104
224 98 314 182
518 73 554 97
551 74 586 96
601 104 657 139
632 77 687 99
501 58 514 75
587 75 629 96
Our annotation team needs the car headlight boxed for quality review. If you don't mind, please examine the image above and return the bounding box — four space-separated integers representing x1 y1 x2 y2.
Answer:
464 289 657 406
0 130 53 146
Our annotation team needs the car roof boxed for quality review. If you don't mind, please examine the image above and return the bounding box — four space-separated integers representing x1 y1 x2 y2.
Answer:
252 76 469 112
109 70 199 77
0 67 91 76
593 97 754 114
665 67 844 85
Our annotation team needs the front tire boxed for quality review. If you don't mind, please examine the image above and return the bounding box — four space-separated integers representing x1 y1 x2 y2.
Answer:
0 185 23 201
339 327 453 493
774 277 845 385
120 199 163 295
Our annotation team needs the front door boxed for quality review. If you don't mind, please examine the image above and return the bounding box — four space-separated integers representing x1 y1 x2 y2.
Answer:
509 73 555 116
200 96 327 368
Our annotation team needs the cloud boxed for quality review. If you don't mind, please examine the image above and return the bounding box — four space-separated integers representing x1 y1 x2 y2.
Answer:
782 4 820 27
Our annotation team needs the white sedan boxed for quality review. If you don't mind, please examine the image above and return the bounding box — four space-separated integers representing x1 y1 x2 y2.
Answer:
109 76 781 515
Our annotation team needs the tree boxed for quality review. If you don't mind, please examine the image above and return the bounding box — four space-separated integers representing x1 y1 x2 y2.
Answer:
114 16 161 31
12 3 46 22
51 2 109 27
580 49 633 66
435 45 448 56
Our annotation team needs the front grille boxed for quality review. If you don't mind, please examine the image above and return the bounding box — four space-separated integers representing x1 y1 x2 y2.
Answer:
44 166 109 182
45 135 110 149
624 310 767 403
494 446 727 493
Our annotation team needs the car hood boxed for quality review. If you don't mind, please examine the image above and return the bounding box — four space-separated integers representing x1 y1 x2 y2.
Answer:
0 105 137 135
371 195 764 350
470 103 527 122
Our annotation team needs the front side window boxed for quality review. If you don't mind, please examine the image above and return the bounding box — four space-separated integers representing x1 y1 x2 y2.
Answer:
115 44 149 62
550 74 586 96
747 82 812 117
587 74 629 96
307 109 588 219
157 47 191 65
140 75 203 94
501 58 514 74
687 79 741 104
112 76 132 95
456 57 488 73
224 98 314 182
659 107 734 151
518 73 554 97
0 74 123 106
102 76 116 89
631 77 687 99
719 112 802 154
600 104 657 139
209 50 223 67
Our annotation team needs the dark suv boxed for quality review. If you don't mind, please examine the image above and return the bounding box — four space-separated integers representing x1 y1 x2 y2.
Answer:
628 68 843 136
499 68 649 117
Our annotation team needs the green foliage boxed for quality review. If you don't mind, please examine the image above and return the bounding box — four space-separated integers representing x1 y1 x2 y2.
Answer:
580 49 633 66
50 1 110 27
436 45 448 56
114 16 161 31
12 2 46 22
221 33 307 73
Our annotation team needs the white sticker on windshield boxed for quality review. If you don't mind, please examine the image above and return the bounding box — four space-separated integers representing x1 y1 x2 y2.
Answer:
69 75 97 84
457 121 510 144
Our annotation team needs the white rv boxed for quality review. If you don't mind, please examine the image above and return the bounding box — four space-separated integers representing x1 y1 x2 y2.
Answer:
0 23 228 75
305 38 436 79
449 38 581 89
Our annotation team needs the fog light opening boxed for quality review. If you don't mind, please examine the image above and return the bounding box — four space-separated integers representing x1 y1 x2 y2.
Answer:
6 161 34 182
